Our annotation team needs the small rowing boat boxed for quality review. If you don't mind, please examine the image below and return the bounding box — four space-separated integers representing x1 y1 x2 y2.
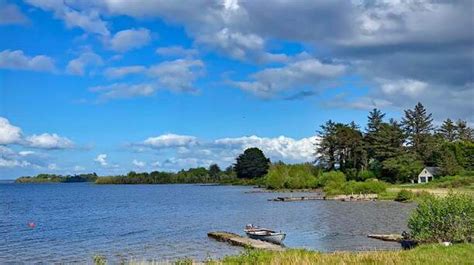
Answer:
244 224 286 245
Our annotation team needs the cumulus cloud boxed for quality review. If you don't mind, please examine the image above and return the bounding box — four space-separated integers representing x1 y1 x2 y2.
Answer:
66 51 103 76
90 82 156 100
156 46 198 58
94 154 108 166
0 117 22 145
0 2 28 25
136 133 318 171
0 49 56 72
109 28 151 52
25 0 110 36
0 146 32 168
232 58 346 97
214 135 318 161
132 159 146 168
92 58 204 100
142 134 198 149
148 59 204 92
104 65 146 79
25 133 74 149
85 0 472 119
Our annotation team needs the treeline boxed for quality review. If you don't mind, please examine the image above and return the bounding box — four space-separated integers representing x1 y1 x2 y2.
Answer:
95 165 238 184
15 173 98 183
317 102 474 183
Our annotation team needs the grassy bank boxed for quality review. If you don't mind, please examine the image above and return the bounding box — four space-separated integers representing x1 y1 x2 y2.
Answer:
212 244 474 265
120 244 474 265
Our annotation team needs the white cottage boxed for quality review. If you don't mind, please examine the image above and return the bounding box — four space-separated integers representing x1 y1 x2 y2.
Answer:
415 167 440 184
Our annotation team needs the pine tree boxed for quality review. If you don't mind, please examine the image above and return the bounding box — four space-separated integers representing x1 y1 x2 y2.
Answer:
401 102 434 163
438 118 457 142
366 108 386 160
366 108 386 134
456 119 473 141
316 120 338 170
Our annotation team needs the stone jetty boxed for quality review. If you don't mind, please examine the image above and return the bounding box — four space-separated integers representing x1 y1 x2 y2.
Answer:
270 194 378 202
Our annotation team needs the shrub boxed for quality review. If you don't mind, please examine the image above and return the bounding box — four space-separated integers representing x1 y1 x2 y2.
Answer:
342 179 387 195
395 189 414 202
408 193 474 243
318 171 346 187
264 163 318 189
320 171 346 195
357 170 376 181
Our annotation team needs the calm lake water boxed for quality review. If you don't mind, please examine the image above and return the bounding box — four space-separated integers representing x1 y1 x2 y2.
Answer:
1 183 415 263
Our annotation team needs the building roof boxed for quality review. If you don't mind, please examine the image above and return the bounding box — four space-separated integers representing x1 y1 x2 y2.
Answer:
424 167 441 176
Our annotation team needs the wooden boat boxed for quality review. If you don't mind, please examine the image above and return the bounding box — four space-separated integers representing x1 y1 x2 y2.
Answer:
244 224 286 245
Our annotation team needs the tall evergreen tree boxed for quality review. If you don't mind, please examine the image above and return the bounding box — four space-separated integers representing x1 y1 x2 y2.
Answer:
439 118 457 142
365 108 386 160
316 120 338 170
456 119 473 141
401 102 434 163
366 108 386 134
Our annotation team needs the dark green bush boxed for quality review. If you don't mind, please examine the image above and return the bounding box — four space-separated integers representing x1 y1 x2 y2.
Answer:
408 193 474 243
395 189 414 202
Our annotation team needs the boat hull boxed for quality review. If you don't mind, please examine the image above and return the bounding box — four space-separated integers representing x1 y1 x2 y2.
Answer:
246 232 286 245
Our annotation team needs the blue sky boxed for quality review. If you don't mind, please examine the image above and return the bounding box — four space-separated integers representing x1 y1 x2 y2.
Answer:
0 0 472 179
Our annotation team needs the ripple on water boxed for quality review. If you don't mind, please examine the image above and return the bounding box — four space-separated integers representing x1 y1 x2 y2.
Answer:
0 183 415 263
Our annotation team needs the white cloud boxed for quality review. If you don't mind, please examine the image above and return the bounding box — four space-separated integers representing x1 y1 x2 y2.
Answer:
156 46 198 58
48 163 58 170
94 154 108 166
0 2 28 25
0 117 22 145
26 133 74 149
19 150 35 156
0 146 32 168
148 59 204 92
109 28 151 52
0 158 30 168
90 82 156 100
74 165 85 171
0 49 56 72
25 0 110 36
66 51 103 76
137 133 318 171
142 134 198 149
378 78 428 98
132 159 146 168
214 135 318 161
233 58 346 97
92 58 204 100
104 65 146 79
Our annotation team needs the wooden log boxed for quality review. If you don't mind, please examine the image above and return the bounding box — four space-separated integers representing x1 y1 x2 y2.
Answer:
208 231 285 251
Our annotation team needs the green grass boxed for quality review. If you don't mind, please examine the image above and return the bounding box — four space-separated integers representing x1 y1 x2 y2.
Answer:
212 244 474 265
121 244 474 265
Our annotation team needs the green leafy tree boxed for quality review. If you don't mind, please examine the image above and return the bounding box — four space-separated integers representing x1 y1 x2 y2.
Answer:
234 147 270 179
382 153 424 183
208 164 221 180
